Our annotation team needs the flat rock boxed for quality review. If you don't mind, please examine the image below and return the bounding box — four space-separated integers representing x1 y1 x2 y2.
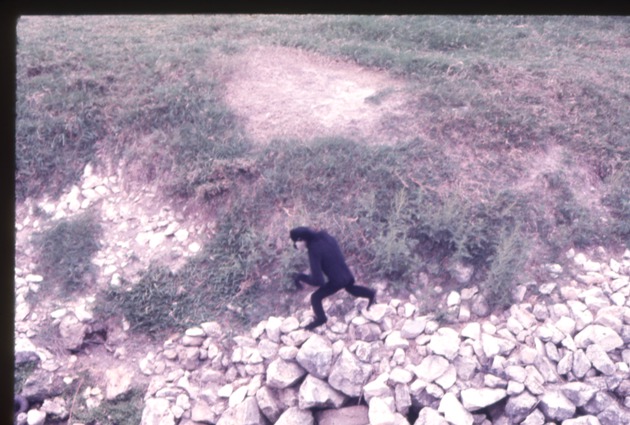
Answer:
316 405 368 425
461 388 507 411
275 406 314 425
266 359 306 389
560 382 598 407
538 391 576 421
575 325 624 352
298 375 346 409
413 355 450 383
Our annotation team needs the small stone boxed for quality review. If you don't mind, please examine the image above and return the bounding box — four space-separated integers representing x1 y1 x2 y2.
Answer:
447 291 461 306
413 355 449 383
228 386 248 407
16 302 30 321
428 328 460 359
575 325 623 352
175 229 189 242
545 263 563 274
41 397 68 420
385 331 409 350
449 260 474 284
149 233 166 249
585 344 615 375
25 274 44 283
572 349 592 379
461 388 507 411
266 359 306 389
538 391 576 421
438 392 473 425
185 327 206 338
415 407 448 425
26 409 46 425
400 317 427 339
582 260 601 272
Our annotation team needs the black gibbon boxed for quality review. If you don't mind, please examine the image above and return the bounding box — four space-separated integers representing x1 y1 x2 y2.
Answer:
290 226 375 330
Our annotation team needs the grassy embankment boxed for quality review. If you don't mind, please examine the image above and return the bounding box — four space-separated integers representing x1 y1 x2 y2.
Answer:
17 16 630 337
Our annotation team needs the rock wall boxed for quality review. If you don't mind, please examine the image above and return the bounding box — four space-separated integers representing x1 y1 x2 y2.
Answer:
140 250 630 425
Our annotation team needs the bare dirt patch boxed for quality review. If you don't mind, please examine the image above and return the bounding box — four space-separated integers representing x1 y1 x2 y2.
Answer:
224 45 421 145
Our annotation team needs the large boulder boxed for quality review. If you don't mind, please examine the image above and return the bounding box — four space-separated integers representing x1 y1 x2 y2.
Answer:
328 348 373 397
505 391 538 423
298 375 346 409
255 386 283 423
265 359 306 389
216 397 264 425
538 391 576 422
295 334 333 379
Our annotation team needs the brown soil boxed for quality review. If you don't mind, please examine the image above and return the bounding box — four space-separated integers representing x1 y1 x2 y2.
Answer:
224 45 423 145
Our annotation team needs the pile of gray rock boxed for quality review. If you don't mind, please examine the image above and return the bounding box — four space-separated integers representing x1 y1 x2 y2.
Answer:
13 165 630 424
139 250 630 425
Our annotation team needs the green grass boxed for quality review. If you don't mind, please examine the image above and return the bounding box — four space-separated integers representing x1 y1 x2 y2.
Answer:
17 16 630 333
31 212 101 297
73 389 144 425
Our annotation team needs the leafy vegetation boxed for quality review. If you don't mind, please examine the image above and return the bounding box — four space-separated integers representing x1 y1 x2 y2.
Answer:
17 16 630 333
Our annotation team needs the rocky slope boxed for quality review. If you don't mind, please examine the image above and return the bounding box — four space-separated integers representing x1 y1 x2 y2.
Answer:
135 249 630 425
13 164 630 425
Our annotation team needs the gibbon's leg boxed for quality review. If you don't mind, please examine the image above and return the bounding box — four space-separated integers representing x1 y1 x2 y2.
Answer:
306 284 339 330
345 282 376 309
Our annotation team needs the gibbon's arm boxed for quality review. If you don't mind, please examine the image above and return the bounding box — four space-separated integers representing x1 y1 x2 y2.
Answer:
308 247 327 287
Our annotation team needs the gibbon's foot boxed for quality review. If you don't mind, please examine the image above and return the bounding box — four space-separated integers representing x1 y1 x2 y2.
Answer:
305 318 327 331
367 295 376 310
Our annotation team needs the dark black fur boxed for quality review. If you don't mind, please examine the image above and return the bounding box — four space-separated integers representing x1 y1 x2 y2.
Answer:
14 394 28 414
290 227 375 330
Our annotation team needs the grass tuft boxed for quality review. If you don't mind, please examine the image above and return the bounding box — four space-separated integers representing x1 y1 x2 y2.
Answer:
32 212 101 296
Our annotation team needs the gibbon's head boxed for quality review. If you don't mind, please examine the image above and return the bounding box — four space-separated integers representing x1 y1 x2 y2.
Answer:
289 226 316 250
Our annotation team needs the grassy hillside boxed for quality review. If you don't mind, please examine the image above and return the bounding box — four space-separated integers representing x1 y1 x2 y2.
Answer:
16 15 630 335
